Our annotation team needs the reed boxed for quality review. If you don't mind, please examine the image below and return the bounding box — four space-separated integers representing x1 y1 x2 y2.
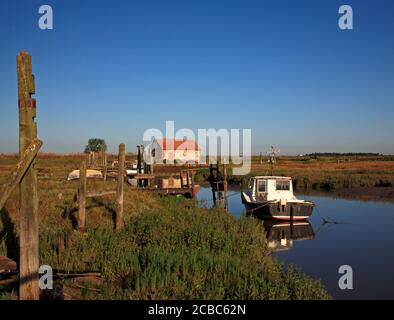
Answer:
0 156 330 299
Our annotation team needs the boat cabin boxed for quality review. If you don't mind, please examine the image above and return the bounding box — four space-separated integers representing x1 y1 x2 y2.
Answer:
248 176 295 202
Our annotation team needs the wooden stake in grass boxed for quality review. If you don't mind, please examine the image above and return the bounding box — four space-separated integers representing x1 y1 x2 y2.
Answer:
78 161 87 231
17 51 39 300
116 143 125 231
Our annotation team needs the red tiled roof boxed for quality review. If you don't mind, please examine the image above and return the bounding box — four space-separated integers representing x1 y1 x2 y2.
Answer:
156 139 200 151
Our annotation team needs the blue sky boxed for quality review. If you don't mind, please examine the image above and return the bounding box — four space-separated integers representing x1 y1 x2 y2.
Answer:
0 0 393 154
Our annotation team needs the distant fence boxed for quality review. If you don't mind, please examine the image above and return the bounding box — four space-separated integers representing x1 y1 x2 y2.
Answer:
75 144 125 231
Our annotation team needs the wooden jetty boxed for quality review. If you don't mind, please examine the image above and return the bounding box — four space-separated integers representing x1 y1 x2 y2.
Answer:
130 169 200 198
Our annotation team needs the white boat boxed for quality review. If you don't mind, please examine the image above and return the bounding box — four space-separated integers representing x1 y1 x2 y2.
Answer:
126 160 144 176
241 176 314 220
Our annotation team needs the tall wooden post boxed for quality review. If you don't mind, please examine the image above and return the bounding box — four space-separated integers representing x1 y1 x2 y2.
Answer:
209 164 216 206
17 51 39 300
78 161 87 231
190 171 195 198
116 143 125 231
140 144 145 172
223 163 228 211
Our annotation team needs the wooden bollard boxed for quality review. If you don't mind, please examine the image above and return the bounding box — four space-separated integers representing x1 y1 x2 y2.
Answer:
78 161 87 231
116 143 125 231
17 51 39 300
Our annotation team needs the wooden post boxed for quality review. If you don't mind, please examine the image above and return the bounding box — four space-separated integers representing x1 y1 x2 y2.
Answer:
223 163 228 211
77 161 87 231
17 51 39 300
217 182 222 208
116 143 125 231
180 171 184 189
209 164 216 206
150 148 155 175
140 144 145 173
0 139 42 211
190 171 195 198
17 52 39 300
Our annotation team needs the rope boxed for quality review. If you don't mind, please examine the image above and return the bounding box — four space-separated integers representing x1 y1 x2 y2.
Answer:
314 205 338 224
245 201 273 213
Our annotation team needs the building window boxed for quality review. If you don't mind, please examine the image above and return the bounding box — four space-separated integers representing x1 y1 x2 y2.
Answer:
276 180 290 191
257 180 266 192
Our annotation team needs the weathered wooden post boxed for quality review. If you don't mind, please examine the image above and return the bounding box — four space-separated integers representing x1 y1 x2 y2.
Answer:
209 164 217 206
78 161 87 231
190 171 195 198
180 171 184 189
116 143 125 231
0 139 42 211
17 51 40 300
223 163 228 211
140 144 145 172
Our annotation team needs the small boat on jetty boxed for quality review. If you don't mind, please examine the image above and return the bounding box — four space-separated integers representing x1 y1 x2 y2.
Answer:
241 176 314 220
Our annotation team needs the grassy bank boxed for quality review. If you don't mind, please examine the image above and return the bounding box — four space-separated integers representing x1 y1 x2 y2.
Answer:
0 156 329 300
195 156 394 199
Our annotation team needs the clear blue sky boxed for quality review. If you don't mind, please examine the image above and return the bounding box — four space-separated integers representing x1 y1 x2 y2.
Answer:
0 0 393 154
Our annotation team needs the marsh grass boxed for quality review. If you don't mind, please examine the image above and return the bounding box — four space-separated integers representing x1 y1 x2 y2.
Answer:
0 156 330 300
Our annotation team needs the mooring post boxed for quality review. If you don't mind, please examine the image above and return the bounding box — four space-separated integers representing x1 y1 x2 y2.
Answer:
217 182 222 208
180 171 184 189
140 144 145 172
78 161 87 231
116 143 125 231
223 163 228 211
190 171 195 198
209 164 216 206
17 51 39 300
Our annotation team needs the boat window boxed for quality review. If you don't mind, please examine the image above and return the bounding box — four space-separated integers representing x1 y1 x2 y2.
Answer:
276 180 290 191
257 180 266 192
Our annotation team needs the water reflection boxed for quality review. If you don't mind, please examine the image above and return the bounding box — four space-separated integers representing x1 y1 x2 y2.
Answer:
261 220 315 252
196 186 394 298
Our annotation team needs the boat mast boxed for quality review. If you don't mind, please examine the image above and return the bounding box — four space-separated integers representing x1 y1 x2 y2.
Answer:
267 146 280 176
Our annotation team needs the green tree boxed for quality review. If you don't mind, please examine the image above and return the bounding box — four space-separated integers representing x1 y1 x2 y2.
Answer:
84 138 107 153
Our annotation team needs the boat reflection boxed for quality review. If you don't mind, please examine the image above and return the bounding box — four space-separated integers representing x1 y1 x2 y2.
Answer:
261 220 315 252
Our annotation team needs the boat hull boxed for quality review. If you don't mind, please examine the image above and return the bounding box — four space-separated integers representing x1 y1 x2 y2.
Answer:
242 193 314 220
